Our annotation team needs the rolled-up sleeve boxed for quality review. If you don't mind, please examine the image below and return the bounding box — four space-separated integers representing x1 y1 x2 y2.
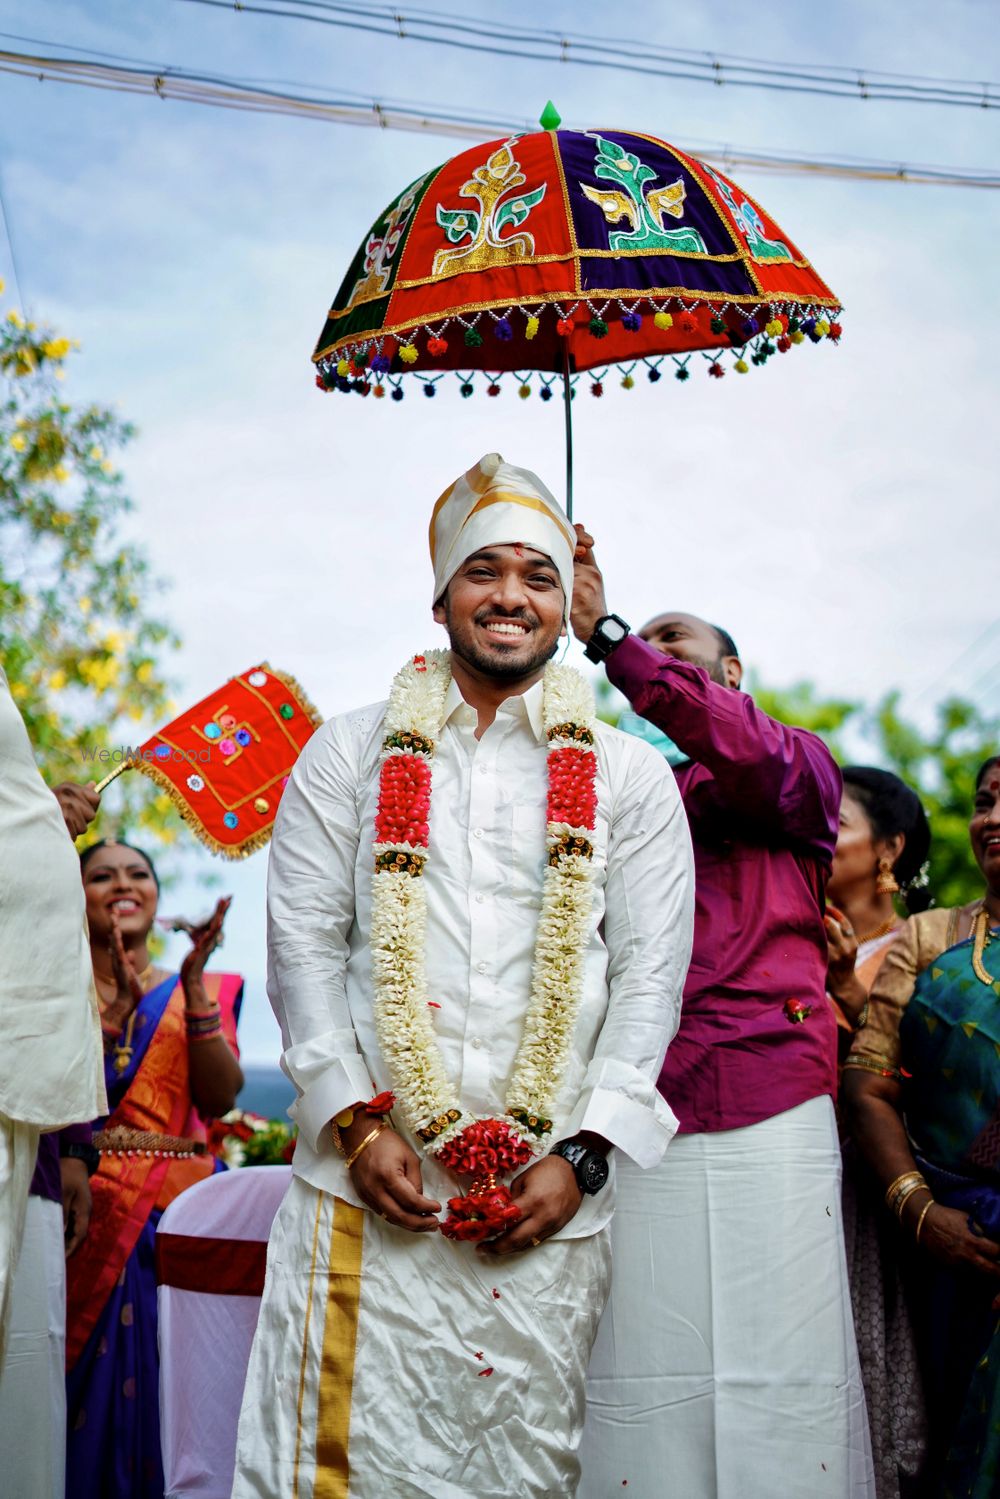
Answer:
562 735 694 1166
266 717 375 1151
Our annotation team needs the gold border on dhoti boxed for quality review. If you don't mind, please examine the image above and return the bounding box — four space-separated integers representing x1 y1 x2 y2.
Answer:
313 1199 365 1499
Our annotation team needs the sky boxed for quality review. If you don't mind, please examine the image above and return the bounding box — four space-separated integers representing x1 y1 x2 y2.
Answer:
2 0 998 1061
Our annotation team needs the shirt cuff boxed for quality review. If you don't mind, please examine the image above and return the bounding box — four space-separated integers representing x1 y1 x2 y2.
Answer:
605 633 669 705
559 1059 679 1168
282 1030 375 1153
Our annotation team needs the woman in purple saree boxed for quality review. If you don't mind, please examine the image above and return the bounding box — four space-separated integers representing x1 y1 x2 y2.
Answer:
65 841 244 1499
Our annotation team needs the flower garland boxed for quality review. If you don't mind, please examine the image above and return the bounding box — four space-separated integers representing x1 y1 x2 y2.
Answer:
369 650 598 1240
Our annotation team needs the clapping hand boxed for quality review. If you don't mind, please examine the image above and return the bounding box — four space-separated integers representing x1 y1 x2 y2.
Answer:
177 897 231 1001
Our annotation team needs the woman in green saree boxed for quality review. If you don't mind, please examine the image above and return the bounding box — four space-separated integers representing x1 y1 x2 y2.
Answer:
844 755 1000 1498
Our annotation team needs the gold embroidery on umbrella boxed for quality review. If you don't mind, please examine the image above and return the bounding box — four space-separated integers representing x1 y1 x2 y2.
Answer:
346 172 431 310
433 141 547 276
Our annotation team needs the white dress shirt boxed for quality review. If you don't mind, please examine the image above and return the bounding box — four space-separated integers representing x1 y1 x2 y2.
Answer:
267 673 694 1238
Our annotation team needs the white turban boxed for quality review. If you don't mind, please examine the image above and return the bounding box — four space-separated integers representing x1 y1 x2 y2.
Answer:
429 453 575 615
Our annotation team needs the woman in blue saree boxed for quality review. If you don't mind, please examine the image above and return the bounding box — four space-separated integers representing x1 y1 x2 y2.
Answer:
65 841 244 1499
845 756 1000 1498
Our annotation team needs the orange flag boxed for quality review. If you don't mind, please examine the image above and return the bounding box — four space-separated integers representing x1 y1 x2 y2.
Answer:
97 664 322 858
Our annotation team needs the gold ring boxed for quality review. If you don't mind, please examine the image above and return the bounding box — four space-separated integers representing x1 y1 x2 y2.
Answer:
530 1235 542 1247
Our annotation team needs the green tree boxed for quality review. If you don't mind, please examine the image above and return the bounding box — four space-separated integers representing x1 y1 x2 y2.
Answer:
0 293 181 845
753 680 996 907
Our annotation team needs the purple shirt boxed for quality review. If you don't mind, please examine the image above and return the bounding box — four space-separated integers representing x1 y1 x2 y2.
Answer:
30 1123 92 1204
607 635 841 1133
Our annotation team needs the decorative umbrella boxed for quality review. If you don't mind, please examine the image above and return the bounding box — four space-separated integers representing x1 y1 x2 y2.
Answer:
313 106 842 513
93 664 322 858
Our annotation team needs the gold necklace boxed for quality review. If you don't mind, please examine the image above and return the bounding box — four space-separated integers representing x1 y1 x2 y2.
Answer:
95 962 155 1008
110 1010 138 1075
971 903 999 987
856 916 898 946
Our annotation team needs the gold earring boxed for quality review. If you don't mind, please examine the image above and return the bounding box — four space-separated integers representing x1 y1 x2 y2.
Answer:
876 856 900 895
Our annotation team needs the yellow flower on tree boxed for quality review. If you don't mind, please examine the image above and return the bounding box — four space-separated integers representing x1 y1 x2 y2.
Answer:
6 310 23 328
89 445 104 462
40 338 72 360
49 670 67 692
52 465 70 483
9 433 26 452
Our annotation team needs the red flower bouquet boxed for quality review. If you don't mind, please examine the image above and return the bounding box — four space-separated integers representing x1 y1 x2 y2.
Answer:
440 1184 523 1243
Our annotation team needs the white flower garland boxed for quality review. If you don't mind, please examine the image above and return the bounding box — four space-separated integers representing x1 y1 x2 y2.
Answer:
369 650 599 1162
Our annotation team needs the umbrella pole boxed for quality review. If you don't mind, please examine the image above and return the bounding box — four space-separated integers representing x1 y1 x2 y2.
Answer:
562 344 574 521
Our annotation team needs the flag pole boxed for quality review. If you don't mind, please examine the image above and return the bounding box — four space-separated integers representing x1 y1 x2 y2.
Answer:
93 761 132 795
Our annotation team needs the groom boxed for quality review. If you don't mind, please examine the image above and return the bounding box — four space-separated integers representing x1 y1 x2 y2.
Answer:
232 454 694 1498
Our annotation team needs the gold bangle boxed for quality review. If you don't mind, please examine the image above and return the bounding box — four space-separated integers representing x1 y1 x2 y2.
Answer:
345 1123 385 1170
914 1198 935 1244
896 1183 932 1222
893 1182 928 1220
885 1171 925 1212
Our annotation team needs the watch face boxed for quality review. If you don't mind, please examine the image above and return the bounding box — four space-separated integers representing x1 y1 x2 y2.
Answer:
601 617 628 644
580 1152 610 1195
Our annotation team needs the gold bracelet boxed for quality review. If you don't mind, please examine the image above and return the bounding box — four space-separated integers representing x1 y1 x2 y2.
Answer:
885 1170 925 1213
893 1180 931 1220
331 1105 359 1158
897 1183 932 1222
345 1123 385 1170
914 1198 935 1244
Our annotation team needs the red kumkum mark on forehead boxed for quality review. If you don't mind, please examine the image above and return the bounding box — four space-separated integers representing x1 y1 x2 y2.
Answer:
513 542 525 556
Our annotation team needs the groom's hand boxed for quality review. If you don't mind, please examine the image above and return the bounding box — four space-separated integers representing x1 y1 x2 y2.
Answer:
348 1128 442 1232
478 1155 583 1256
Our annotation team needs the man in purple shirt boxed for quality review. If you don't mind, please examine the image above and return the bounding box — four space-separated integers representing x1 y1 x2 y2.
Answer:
572 541 874 1498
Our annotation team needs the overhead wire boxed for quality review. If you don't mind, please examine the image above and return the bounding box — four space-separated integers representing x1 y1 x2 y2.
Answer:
1 47 997 188
175 0 1000 110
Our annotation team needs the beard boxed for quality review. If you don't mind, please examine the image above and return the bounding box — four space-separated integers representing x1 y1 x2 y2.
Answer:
442 601 562 682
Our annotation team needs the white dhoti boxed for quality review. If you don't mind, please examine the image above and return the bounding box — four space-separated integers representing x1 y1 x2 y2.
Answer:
0 1115 39 1367
0 1195 66 1499
233 1179 611 1499
579 1097 875 1499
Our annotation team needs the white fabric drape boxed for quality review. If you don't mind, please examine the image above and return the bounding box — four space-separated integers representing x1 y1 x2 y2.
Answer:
157 1165 293 1499
0 1115 39 1368
0 1195 66 1499
579 1097 875 1499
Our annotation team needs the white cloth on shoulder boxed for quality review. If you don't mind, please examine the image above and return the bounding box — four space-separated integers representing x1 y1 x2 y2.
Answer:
0 664 106 1130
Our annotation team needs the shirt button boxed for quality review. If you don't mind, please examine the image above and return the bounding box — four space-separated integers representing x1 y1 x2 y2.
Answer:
471 1037 483 1050
473 828 484 839
475 892 486 904
478 764 488 775
476 960 487 973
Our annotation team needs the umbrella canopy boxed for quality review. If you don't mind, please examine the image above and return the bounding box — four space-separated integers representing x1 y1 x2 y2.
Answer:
313 122 842 400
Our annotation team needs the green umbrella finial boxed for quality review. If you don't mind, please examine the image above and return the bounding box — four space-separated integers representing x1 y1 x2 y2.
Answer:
539 101 562 131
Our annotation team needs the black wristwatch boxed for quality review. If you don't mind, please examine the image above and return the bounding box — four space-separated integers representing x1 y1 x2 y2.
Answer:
61 1141 100 1176
584 613 631 664
551 1140 610 1195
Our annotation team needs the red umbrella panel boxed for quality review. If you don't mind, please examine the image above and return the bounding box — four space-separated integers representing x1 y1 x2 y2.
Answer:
313 126 842 402
95 665 323 858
